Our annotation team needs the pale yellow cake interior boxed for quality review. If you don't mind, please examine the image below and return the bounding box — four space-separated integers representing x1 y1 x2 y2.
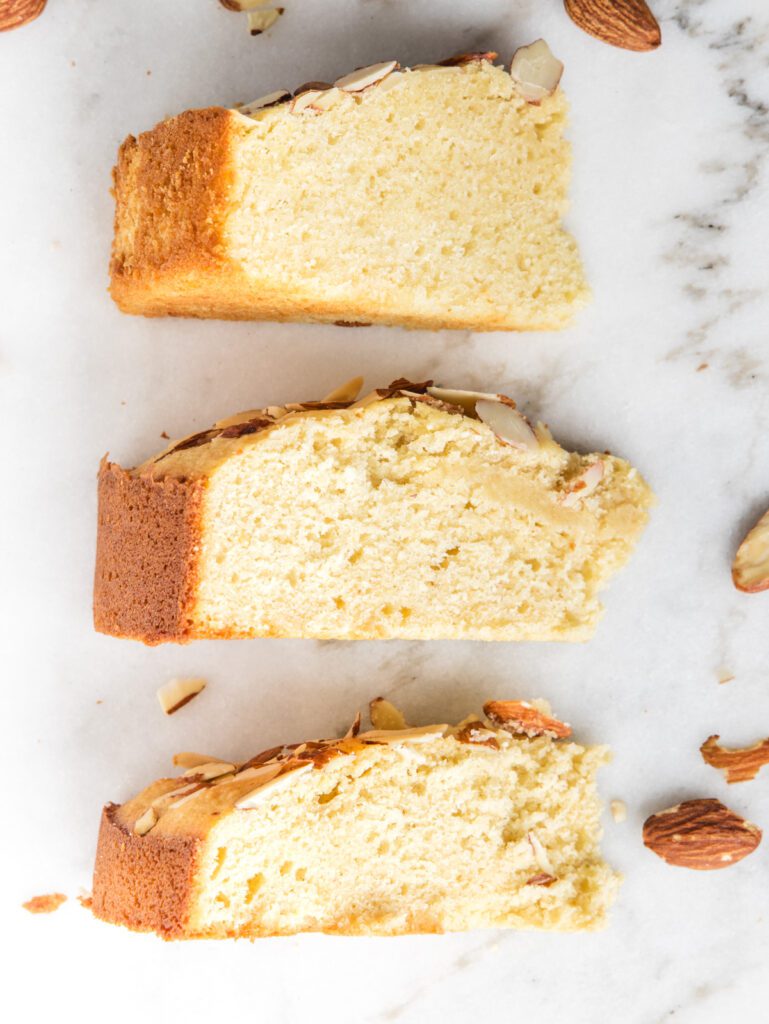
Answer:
119 719 618 936
223 62 586 329
144 395 653 641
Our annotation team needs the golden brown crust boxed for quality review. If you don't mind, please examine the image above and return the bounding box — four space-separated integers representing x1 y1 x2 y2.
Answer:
92 805 200 938
93 458 205 644
110 108 243 311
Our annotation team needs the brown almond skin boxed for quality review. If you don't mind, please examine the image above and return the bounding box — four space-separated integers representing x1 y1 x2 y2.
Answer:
564 0 661 52
0 0 46 32
700 735 769 784
643 799 762 870
483 700 571 739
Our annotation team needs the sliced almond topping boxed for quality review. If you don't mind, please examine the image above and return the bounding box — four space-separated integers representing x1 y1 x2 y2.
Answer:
610 799 628 823
344 712 362 739
475 398 539 452
374 71 405 95
454 720 500 749
236 761 313 808
157 678 206 716
234 761 284 786
246 7 282 35
700 735 769 784
526 872 556 887
239 90 290 115
527 831 554 874
439 51 499 67
425 386 501 415
483 700 571 739
359 724 448 744
322 376 364 403
561 460 605 508
335 61 398 92
732 508 769 593
290 89 327 114
182 761 236 781
151 782 202 813
510 39 564 104
172 751 223 769
369 697 408 731
133 806 158 836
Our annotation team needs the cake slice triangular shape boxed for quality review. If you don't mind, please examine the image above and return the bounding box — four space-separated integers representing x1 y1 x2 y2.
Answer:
93 377 653 643
91 697 619 938
110 48 589 330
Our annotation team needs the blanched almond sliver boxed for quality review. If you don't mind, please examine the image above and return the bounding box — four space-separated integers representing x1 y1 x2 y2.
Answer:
133 807 158 836
239 90 290 115
157 678 206 715
561 460 605 508
182 761 236 781
425 386 500 415
369 697 408 731
236 762 313 808
335 61 398 92
322 376 364 403
510 39 563 104
475 399 539 452
700 735 769 784
732 508 769 593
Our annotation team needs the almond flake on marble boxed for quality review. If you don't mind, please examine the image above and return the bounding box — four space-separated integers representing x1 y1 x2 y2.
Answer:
157 677 206 716
182 761 236 781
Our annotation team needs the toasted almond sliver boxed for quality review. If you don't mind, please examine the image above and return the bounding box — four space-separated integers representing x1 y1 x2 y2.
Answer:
237 762 314 808
238 90 290 115
322 376 364 404
510 39 563 104
182 761 236 781
732 508 769 593
335 61 398 92
425 386 500 415
134 806 158 836
157 678 206 715
475 399 539 452
527 830 554 874
369 697 408 731
172 751 222 769
359 724 448 744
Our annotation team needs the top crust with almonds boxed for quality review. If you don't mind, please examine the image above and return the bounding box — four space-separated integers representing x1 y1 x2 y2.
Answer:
93 378 653 644
110 54 588 331
91 698 618 939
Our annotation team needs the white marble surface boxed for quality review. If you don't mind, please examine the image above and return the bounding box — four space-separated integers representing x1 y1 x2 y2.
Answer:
3 0 769 1019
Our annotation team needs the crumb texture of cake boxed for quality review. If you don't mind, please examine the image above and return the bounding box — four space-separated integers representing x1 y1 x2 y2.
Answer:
110 55 588 330
93 379 653 644
91 700 619 938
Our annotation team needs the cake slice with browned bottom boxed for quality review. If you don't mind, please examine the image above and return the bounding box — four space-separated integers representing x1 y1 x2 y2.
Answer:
91 698 619 938
93 376 653 644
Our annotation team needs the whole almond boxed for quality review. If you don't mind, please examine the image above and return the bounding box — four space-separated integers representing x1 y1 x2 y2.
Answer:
0 0 46 32
564 0 661 52
483 700 571 739
642 799 761 870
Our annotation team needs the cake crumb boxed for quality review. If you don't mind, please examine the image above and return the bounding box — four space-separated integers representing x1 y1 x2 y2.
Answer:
610 800 627 823
23 893 67 915
696 362 709 372
161 431 169 439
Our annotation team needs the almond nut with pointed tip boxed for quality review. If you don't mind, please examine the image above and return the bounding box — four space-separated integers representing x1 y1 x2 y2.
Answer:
732 508 769 593
700 735 769 785
475 398 539 452
642 799 761 870
484 700 571 739
564 0 661 52
157 678 206 715
0 0 46 32
335 61 399 92
510 40 564 104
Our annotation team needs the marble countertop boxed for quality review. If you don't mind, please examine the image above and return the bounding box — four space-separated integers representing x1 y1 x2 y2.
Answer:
3 0 769 1020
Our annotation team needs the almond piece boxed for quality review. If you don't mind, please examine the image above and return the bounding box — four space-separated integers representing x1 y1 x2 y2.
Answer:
700 735 769 785
509 40 564 104
455 720 500 749
133 806 158 836
564 0 661 52
369 697 408 731
359 725 448 744
527 830 554 874
0 0 47 32
642 799 761 870
157 677 206 715
526 873 556 887
246 7 282 35
182 761 236 781
475 398 539 452
237 761 314 808
561 460 605 508
239 90 290 115
335 61 398 92
732 508 769 593
425 387 501 415
344 711 362 739
322 376 364 403
172 751 223 769
483 700 571 739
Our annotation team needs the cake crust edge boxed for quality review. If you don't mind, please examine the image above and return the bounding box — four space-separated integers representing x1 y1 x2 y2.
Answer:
93 458 205 643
